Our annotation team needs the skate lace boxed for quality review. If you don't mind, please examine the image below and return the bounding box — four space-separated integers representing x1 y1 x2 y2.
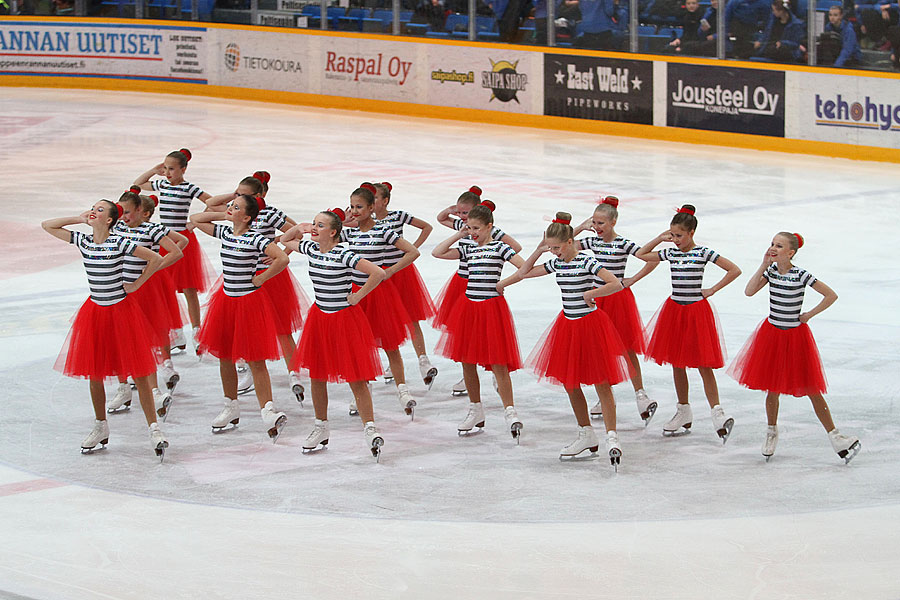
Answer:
307 425 326 441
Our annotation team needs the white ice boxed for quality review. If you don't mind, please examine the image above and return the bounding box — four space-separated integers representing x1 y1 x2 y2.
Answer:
0 87 898 599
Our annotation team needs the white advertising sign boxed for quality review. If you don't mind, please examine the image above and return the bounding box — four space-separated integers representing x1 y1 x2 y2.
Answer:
315 37 419 102
214 30 307 93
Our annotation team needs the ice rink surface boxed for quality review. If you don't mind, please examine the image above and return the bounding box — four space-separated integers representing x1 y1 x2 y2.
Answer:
0 87 898 599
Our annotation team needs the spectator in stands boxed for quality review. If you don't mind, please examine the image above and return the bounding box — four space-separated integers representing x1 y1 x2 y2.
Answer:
725 0 770 57
856 2 898 48
753 0 806 62
412 0 447 30
669 0 711 53
889 21 900 67
575 0 627 49
533 0 580 43
52 0 75 13
818 4 861 66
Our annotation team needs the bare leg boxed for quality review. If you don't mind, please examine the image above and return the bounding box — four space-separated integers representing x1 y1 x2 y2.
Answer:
349 380 374 423
148 371 160 391
134 375 157 425
766 392 780 427
595 383 617 432
220 360 238 400
409 321 427 357
463 362 480 404
89 379 106 421
566 387 590 427
248 360 273 409
673 367 690 404
698 367 720 408
628 351 644 392
160 345 171 361
809 392 835 431
386 349 406 385
182 288 201 329
311 379 328 421
493 364 514 408
278 334 296 371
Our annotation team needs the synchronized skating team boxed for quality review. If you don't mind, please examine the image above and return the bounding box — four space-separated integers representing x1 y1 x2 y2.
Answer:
41 148 862 466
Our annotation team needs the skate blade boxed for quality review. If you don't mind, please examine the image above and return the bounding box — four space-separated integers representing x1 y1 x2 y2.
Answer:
451 390 469 397
156 398 172 421
371 437 384 462
106 401 132 414
764 454 773 462
404 400 417 419
383 375 394 384
80 441 109 454
237 386 255 396
559 446 599 461
211 420 239 434
457 423 485 436
349 407 359 416
155 441 169 463
423 367 438 390
663 424 692 437
641 402 658 426
302 440 329 453
841 441 861 464
590 411 603 420
166 374 180 391
268 415 287 444
170 345 187 355
511 423 523 445
717 418 734 444
292 384 305 404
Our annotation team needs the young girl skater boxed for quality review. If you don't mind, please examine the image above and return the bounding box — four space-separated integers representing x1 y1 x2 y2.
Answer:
573 196 659 425
343 183 421 419
435 188 522 396
730 232 861 463
134 148 214 353
506 213 632 467
43 200 170 461
107 189 188 421
190 195 290 443
433 202 527 443
281 209 387 460
373 182 439 388
208 172 310 402
635 205 742 442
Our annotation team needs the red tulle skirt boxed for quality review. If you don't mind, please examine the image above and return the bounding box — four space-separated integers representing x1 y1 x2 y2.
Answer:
155 269 185 335
432 273 467 330
528 309 632 389
161 229 215 293
129 272 180 348
645 298 725 369
54 295 159 380
437 295 522 372
595 286 646 355
257 267 310 335
390 263 435 322
728 320 827 397
196 288 282 362
291 304 383 383
352 280 412 351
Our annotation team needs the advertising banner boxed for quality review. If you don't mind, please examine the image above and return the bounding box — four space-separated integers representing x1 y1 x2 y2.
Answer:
666 63 784 137
543 54 653 124
317 37 418 102
215 30 307 93
0 21 207 83
786 71 900 149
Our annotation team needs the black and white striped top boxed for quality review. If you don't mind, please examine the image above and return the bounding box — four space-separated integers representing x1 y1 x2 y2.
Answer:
341 223 400 286
70 231 138 306
377 210 414 267
295 240 361 313
251 205 288 271
113 221 168 284
578 235 640 282
658 246 720 305
763 264 817 329
213 224 271 297
452 219 508 278
150 180 205 230
544 253 605 319
458 241 517 301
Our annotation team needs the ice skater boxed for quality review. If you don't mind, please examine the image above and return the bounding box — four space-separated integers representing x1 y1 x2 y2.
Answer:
729 232 861 463
635 205 742 442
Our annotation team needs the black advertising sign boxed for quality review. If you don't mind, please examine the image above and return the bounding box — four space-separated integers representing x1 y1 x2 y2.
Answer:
667 63 785 137
544 54 653 124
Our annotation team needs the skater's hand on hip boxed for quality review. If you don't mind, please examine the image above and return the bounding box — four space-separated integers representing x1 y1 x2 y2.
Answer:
798 312 811 323
347 292 361 305
583 291 597 307
701 288 715 298
123 281 139 294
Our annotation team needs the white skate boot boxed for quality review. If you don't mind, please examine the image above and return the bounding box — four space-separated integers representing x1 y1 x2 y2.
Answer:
559 426 600 460
504 405 523 444
492 372 499 393
762 425 778 462
302 419 329 452
236 361 254 395
418 355 438 390
398 383 416 419
106 382 132 414
160 359 180 392
458 401 485 435
711 404 734 444
828 429 861 464
191 326 201 356
635 389 657 426
383 364 394 384
211 397 240 433
261 401 287 443
290 371 305 405
364 421 384 462
452 377 468 397
663 403 692 436
153 388 173 422
149 422 168 462
81 419 109 453
590 399 603 420
349 399 359 416
606 430 622 471
170 327 187 355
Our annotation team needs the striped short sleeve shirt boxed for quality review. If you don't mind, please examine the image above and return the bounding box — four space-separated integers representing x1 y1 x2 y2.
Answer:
151 179 205 230
70 231 138 306
377 210 414 267
214 224 271 297
458 241 517 301
658 246 720 305
251 206 288 271
764 264 817 329
341 224 400 286
296 240 361 313
544 253 605 319
578 235 640 281
113 221 168 284
452 220 507 278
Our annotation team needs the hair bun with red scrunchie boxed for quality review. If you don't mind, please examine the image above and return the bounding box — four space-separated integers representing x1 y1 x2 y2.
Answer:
552 216 571 225
360 182 377 195
255 196 267 211
329 207 346 221
676 205 695 216
129 185 142 195
253 171 271 184
380 181 393 192
469 185 482 197
480 199 496 212
115 203 124 219
793 232 804 248
149 195 159 207
178 148 192 162
601 195 620 208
